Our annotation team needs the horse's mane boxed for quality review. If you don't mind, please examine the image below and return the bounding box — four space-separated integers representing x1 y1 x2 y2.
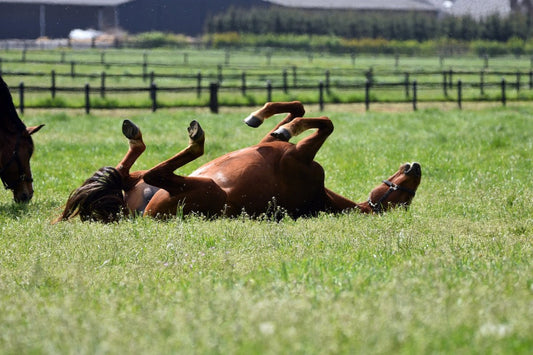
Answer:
0 75 26 133
53 166 127 224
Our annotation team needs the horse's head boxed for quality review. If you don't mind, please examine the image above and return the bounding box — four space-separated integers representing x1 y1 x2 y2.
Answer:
1 124 44 203
367 162 422 213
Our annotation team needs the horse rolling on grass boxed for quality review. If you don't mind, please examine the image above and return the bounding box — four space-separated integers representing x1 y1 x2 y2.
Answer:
54 101 421 223
0 75 44 203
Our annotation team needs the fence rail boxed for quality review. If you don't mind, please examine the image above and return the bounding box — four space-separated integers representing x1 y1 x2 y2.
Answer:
12 76 520 115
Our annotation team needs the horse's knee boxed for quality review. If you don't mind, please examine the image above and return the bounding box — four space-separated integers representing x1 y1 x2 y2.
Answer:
142 168 167 188
320 116 334 135
289 101 305 118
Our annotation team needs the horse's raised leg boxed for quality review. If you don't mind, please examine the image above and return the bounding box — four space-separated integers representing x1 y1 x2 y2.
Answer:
244 101 306 143
273 116 334 163
142 121 227 217
115 119 147 188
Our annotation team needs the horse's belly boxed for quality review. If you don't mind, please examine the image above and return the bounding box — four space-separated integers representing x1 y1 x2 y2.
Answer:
190 152 325 217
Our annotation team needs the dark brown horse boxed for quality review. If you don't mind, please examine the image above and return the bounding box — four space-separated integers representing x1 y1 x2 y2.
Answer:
55 101 421 223
0 76 44 203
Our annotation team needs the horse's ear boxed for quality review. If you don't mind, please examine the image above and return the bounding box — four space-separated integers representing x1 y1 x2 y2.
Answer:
27 124 45 135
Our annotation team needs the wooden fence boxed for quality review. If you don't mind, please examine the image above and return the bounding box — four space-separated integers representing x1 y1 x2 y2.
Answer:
2 56 531 113
11 75 519 114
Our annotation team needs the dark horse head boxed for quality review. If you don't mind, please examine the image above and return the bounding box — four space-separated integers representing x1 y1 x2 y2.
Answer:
0 76 44 203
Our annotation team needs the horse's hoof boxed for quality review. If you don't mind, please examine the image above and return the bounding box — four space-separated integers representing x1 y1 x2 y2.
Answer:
271 127 291 142
188 120 204 142
122 120 140 139
243 115 263 128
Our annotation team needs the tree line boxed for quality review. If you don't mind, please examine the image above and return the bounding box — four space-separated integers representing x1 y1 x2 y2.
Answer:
205 6 531 42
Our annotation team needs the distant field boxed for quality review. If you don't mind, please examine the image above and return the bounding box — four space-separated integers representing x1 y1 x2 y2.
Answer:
0 103 531 353
1 48 533 109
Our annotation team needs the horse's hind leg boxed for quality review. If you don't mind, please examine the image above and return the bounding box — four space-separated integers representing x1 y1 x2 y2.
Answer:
244 101 306 143
273 116 334 163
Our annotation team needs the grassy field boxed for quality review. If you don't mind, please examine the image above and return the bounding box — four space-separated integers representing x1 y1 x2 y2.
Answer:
0 102 532 354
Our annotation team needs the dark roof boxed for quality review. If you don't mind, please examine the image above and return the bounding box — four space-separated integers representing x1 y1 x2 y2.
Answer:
0 0 131 5
265 0 438 11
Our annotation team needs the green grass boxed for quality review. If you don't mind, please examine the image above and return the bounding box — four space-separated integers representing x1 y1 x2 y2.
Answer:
0 104 532 354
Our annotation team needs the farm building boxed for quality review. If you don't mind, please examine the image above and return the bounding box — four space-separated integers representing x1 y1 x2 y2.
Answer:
0 0 264 39
0 0 528 39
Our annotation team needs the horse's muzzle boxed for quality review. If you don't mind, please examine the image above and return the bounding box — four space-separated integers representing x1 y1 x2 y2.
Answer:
14 189 33 203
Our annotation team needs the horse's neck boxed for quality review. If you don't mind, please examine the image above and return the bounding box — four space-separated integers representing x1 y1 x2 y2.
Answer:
0 77 26 133
0 114 25 135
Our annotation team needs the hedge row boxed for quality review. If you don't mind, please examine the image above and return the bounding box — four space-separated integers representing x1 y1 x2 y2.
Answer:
125 32 533 57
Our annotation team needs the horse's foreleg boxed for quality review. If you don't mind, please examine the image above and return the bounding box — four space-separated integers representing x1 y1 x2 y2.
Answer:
324 188 359 213
115 120 147 188
273 116 334 164
142 120 205 188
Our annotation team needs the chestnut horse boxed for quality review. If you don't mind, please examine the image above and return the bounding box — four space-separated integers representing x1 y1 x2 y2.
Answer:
0 76 44 203
55 101 421 223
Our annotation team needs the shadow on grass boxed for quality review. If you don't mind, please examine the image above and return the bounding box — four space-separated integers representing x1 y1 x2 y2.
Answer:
0 202 32 219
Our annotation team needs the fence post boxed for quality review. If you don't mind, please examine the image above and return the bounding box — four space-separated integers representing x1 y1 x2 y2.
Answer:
404 72 410 98
51 70 56 98
241 72 246 96
150 82 157 112
448 69 453 89
442 71 448 97
19 82 24 115
351 52 356 66
142 62 147 81
283 69 288 93
501 78 506 106
412 80 417 111
457 80 462 110
529 71 533 89
319 81 324 111
209 82 218 114
480 71 485 96
100 51 105 65
197 72 202 98
516 71 520 93
225 51 230 65
484 54 489 69
60 51 65 63
266 80 272 102
217 65 223 83
292 66 297 87
100 72 106 98
22 48 26 62
395 54 399 69
85 83 90 114
71 61 75 78
325 70 330 93
365 80 370 111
